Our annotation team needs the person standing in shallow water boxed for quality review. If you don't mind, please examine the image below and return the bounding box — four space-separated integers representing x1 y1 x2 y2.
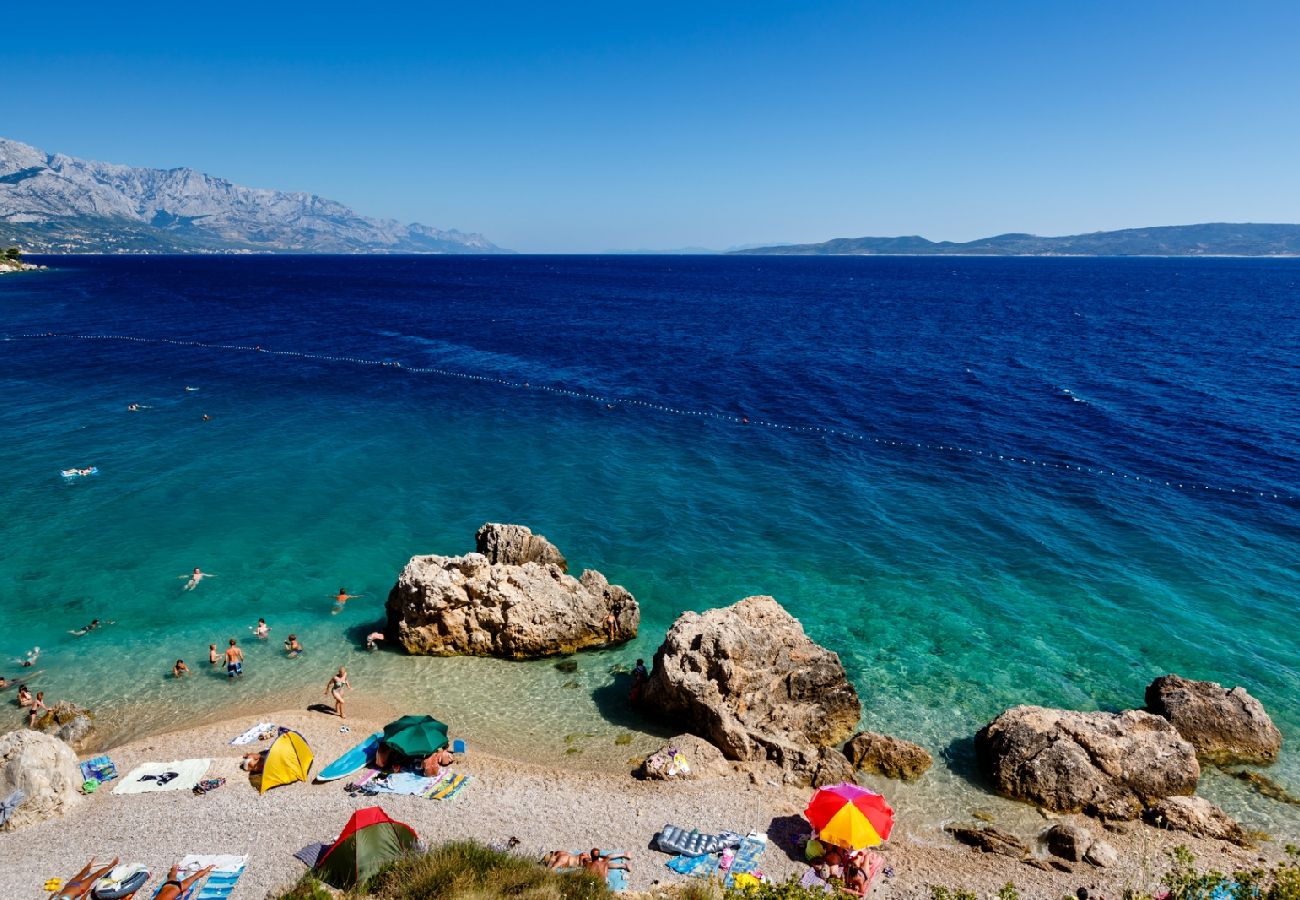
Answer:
224 638 243 679
630 658 649 703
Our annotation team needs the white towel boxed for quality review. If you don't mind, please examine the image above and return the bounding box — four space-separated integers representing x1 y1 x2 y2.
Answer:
113 759 211 794
229 722 277 745
178 854 247 875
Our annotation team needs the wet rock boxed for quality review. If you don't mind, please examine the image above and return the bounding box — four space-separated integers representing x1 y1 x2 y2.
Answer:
35 701 96 752
1084 839 1119 868
975 706 1199 819
1227 769 1300 805
944 824 1029 858
0 730 83 831
554 660 578 673
475 523 567 572
386 526 638 659
640 596 861 785
1043 822 1093 861
843 731 932 781
1144 796 1248 846
1146 674 1281 765
635 734 732 781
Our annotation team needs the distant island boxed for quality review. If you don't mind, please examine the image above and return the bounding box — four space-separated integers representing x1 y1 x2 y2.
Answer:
729 223 1300 257
0 138 507 254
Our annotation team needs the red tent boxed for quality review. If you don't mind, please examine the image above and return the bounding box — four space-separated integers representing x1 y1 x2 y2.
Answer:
313 806 419 888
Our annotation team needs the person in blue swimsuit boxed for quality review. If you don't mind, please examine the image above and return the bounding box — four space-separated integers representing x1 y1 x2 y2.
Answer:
224 638 243 678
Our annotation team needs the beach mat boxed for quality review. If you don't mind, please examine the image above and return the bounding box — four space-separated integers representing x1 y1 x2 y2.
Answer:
115 759 211 794
723 833 767 887
432 773 470 800
229 722 277 745
158 854 247 900
80 755 118 784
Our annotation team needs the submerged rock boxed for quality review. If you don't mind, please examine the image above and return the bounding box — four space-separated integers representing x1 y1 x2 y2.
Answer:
641 596 861 785
0 730 83 831
1145 674 1282 765
1144 796 1248 845
475 523 568 572
386 526 638 659
843 731 932 781
975 706 1199 819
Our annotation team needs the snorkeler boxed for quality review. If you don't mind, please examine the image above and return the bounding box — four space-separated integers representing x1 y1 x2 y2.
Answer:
181 568 215 590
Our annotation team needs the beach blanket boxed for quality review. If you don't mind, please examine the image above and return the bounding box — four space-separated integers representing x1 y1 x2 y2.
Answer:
229 722 277 746
722 833 767 888
81 755 118 784
354 769 472 800
114 759 211 794
432 773 471 800
161 854 247 900
666 851 721 878
293 842 329 867
0 789 25 827
800 869 834 893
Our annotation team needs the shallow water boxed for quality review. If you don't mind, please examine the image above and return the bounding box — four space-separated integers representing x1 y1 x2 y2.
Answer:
1 255 1297 838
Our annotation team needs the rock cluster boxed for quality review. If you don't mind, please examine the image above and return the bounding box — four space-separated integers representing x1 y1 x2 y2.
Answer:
641 596 861 785
1145 795 1249 845
0 730 83 831
975 706 1199 819
385 525 637 659
1041 822 1118 867
35 701 96 752
843 731 932 781
1145 674 1282 765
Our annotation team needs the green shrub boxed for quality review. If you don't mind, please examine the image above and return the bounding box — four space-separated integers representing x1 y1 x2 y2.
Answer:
275 874 332 900
364 840 610 900
723 875 836 899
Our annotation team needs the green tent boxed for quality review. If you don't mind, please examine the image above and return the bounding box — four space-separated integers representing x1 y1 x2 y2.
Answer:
381 714 449 758
313 806 419 888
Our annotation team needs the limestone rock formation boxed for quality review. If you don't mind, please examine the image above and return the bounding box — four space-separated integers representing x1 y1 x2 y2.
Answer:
385 527 637 659
1146 674 1282 765
1144 796 1248 845
475 523 567 572
844 731 933 781
636 734 733 781
975 706 1199 819
35 701 96 752
640 596 861 784
1084 839 1119 868
1042 822 1093 862
943 824 1028 858
0 730 83 831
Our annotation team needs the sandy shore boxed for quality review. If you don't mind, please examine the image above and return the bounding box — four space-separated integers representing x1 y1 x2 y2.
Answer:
0 694 1280 900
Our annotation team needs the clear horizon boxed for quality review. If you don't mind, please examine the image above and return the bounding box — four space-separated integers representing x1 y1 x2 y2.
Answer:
4 1 1300 252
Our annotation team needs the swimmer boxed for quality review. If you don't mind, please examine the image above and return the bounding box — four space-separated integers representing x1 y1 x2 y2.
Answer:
69 618 107 636
253 618 269 639
365 631 385 651
331 587 363 614
181 568 215 591
126 403 150 412
201 414 211 422
173 659 190 678
184 386 198 392
209 643 219 666
283 634 302 658
18 646 39 667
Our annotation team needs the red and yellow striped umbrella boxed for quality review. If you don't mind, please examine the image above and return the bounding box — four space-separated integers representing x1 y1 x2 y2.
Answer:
804 782 894 850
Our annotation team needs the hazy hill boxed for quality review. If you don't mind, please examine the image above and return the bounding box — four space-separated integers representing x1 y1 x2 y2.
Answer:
731 224 1300 256
0 138 504 254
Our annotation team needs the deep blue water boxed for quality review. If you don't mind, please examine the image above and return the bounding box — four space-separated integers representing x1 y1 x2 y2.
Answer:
1 255 1297 831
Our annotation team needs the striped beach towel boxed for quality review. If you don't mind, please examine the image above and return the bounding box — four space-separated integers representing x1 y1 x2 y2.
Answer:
431 773 470 800
156 854 247 900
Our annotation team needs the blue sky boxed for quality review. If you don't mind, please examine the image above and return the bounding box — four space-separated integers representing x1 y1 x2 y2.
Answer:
5 1 1299 252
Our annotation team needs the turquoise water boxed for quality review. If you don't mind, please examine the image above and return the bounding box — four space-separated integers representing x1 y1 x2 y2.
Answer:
1 255 1296 836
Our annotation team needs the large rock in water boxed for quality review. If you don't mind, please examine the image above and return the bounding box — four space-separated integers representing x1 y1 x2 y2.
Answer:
975 706 1199 819
475 523 568 572
1145 674 1282 765
386 527 637 658
641 596 861 783
35 701 97 752
844 731 933 781
0 730 83 831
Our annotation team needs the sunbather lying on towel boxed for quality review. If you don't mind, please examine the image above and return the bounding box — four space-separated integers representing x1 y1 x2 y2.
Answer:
583 849 630 878
543 851 587 869
155 863 214 900
49 857 118 899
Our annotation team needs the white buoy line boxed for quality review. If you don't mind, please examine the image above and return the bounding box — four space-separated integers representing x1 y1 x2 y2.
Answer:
8 331 1297 504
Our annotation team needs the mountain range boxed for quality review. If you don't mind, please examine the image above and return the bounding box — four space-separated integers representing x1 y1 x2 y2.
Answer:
0 138 504 254
730 223 1300 257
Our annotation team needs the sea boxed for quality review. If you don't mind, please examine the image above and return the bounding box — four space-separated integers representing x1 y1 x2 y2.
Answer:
1 255 1297 839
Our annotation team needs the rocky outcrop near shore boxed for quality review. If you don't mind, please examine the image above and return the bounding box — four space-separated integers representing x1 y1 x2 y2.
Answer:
385 526 637 659
0 730 83 831
975 706 1199 819
34 701 97 752
635 734 733 781
640 596 861 785
844 731 933 781
475 523 568 571
1144 796 1249 845
1145 674 1281 765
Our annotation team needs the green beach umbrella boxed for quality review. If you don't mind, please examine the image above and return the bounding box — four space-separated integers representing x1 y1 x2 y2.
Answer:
381 715 449 757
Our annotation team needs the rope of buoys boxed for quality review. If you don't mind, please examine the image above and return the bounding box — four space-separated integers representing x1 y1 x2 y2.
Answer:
7 331 1296 504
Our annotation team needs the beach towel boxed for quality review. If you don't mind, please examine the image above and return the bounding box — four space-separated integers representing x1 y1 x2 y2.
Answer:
432 773 471 800
666 851 721 878
0 788 24 827
722 833 767 888
159 854 247 900
800 868 834 894
114 759 211 794
229 722 277 746
293 842 330 867
81 755 119 784
356 770 448 797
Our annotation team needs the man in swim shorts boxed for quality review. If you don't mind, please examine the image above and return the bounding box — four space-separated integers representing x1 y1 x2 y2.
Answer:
225 638 243 679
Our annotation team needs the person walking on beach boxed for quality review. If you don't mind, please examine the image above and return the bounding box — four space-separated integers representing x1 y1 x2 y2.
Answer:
181 567 215 590
27 690 48 726
224 639 244 679
325 666 350 718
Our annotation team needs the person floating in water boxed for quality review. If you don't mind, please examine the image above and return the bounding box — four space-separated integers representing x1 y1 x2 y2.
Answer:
126 403 150 412
332 587 363 614
283 634 302 658
181 568 215 591
70 619 108 636
224 638 243 679
365 631 385 651
201 414 212 422
18 647 39 667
